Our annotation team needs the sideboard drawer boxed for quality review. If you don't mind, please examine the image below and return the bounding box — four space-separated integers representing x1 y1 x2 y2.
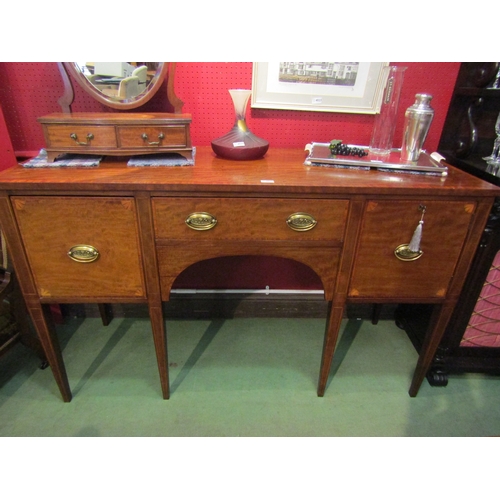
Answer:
349 200 476 299
43 124 117 149
152 197 349 242
12 196 145 299
117 126 189 148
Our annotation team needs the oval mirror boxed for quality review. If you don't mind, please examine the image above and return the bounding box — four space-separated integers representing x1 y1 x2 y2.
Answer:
62 62 169 110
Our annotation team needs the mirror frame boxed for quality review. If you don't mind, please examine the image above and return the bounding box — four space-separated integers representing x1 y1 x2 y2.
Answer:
58 62 183 112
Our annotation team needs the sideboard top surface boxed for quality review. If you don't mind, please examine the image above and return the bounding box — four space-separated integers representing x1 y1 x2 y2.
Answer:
0 147 498 197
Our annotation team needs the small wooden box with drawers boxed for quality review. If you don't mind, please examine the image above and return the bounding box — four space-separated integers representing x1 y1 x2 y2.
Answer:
38 112 193 162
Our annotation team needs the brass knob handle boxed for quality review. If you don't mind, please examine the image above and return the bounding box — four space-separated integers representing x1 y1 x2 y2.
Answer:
142 132 165 146
68 245 100 263
286 212 317 232
185 212 218 231
70 133 94 146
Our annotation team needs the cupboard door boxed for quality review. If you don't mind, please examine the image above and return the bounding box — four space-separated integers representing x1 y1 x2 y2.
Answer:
348 200 476 299
12 196 145 299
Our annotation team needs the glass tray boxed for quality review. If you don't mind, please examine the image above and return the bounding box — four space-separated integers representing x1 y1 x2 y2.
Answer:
304 143 448 176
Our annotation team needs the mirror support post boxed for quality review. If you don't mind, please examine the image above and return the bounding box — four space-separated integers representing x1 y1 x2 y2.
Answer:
57 62 75 113
166 63 184 114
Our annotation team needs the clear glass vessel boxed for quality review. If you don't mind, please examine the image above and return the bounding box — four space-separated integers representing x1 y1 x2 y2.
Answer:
369 66 407 156
211 89 269 160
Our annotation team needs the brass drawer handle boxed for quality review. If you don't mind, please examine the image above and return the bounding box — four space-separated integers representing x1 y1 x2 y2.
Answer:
68 245 100 263
70 133 94 146
286 212 317 232
142 132 165 146
185 212 218 231
394 244 423 261
394 204 426 261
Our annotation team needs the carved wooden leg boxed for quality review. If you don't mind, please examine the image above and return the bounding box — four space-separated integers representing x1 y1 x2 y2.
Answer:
426 368 449 387
11 275 47 365
181 150 193 161
371 303 383 325
28 303 72 402
46 152 58 162
409 303 453 397
149 301 169 399
98 303 113 326
317 302 345 396
135 193 169 399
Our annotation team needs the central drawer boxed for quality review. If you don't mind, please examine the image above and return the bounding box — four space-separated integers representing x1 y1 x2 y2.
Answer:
152 197 349 242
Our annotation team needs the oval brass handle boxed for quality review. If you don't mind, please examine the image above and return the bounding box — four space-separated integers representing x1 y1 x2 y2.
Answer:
70 133 94 146
286 212 317 232
185 212 218 231
142 132 165 146
395 204 426 261
394 244 423 261
68 245 100 263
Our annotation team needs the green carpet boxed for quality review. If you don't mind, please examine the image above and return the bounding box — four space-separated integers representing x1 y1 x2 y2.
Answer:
1 316 499 437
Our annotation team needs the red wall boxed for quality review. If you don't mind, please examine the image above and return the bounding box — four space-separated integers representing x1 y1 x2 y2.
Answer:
0 62 461 291
0 62 459 155
0 103 16 170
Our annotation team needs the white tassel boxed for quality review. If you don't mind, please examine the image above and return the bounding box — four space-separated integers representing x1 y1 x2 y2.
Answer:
408 220 423 253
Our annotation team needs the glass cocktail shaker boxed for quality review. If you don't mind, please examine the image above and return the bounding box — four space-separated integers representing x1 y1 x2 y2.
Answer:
401 94 434 162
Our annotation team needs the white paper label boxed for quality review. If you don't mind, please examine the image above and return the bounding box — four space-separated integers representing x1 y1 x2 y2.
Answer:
233 141 245 147
260 179 275 183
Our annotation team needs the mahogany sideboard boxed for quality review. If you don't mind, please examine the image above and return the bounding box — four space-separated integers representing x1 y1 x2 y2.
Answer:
0 147 497 402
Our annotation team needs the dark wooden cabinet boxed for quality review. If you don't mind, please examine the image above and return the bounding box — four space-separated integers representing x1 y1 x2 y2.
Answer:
396 62 500 385
438 62 500 181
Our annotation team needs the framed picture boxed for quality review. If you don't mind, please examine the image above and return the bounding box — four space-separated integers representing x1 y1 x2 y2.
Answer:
251 62 389 114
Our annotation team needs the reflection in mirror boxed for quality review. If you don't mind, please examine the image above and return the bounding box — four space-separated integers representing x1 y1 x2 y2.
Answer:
75 62 160 100
59 62 182 112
